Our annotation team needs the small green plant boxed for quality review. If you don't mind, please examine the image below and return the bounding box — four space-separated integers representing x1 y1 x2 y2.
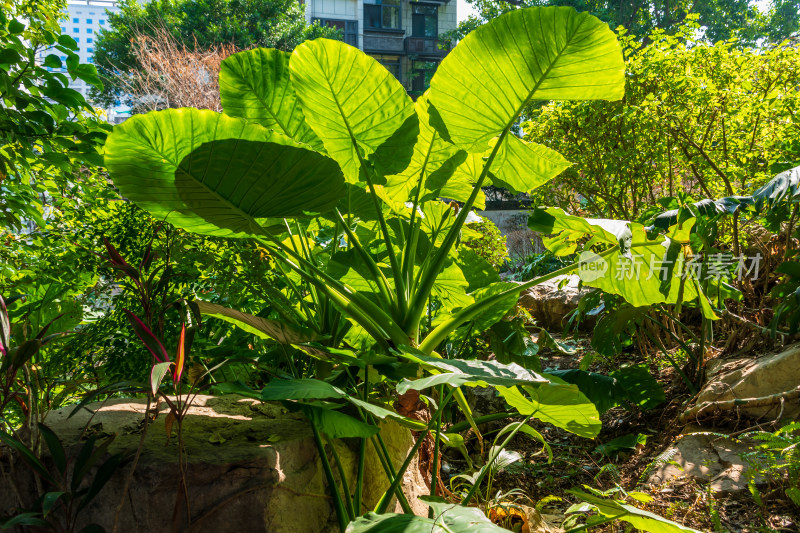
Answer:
463 216 508 272
742 422 800 508
508 251 574 282
449 419 551 506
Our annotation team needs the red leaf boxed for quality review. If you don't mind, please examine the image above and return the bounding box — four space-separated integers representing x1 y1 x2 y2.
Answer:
173 322 186 384
103 237 140 282
124 310 169 363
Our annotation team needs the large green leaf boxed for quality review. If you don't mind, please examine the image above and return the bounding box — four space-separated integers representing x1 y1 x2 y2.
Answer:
498 383 601 438
547 365 664 414
651 165 800 230
194 300 321 344
396 352 547 393
382 93 481 206
261 378 345 401
430 6 624 153
428 6 623 193
299 404 379 439
529 207 705 308
289 39 417 183
488 135 572 194
104 108 345 238
346 499 508 532
529 207 632 253
219 48 323 149
569 489 702 533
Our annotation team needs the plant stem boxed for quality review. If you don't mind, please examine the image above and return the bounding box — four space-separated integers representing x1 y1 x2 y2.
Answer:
354 366 368 514
404 127 511 334
333 209 396 313
419 246 621 353
428 385 444 517
311 425 349 532
359 160 408 316
374 387 456 514
326 435 356 521
374 426 428 514
370 430 413 513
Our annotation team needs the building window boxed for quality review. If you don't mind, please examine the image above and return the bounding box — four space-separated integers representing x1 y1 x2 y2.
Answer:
73 28 79 33
86 18 92 24
99 19 105 25
86 28 92 33
313 19 358 48
60 26 65 32
412 4 438 38
87 47 93 53
364 1 401 30
72 17 78 23
88 57 94 63
75 37 80 42
411 60 437 92
87 38 92 43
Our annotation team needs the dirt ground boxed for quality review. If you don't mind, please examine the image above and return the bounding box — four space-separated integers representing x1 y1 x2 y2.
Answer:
441 337 800 533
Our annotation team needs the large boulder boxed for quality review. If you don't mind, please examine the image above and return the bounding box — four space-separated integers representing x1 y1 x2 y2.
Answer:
697 343 800 420
0 395 427 532
516 275 590 330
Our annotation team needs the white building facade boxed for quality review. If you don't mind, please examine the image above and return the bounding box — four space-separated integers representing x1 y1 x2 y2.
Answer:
306 0 456 95
46 0 129 122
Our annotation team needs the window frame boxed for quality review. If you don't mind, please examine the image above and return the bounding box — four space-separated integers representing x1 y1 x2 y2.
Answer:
411 2 438 38
363 2 402 31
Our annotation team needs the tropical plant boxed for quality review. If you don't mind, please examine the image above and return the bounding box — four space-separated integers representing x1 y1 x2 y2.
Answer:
0 425 123 533
102 6 709 531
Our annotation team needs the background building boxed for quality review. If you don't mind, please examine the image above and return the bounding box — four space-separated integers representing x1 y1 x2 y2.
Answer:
306 0 456 95
40 0 130 123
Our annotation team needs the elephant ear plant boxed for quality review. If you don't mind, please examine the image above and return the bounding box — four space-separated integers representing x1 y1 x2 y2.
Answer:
102 6 680 531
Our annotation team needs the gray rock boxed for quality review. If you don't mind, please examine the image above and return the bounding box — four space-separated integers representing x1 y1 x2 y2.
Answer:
516 275 590 330
0 395 427 532
698 343 800 420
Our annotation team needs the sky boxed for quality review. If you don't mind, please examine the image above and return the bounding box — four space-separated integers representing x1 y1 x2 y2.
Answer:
457 0 478 23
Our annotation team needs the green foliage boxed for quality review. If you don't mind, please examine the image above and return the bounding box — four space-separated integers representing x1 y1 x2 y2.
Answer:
92 0 338 106
102 7 648 529
548 365 665 414
462 217 508 272
451 0 798 48
346 497 509 532
742 422 800 508
0 0 109 232
508 251 573 281
526 20 800 220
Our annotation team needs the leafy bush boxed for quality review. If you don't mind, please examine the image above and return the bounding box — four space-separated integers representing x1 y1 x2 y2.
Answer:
463 216 508 272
